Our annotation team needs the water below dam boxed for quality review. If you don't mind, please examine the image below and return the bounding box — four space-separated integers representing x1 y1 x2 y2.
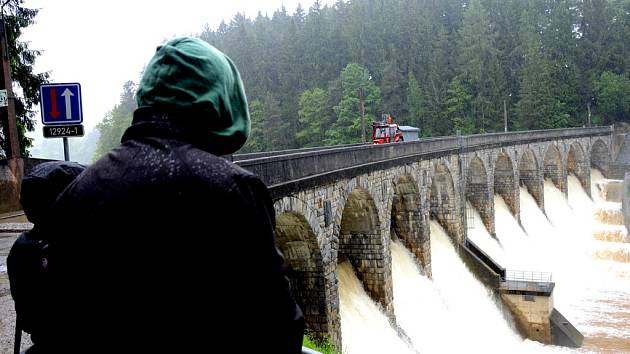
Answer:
338 169 630 354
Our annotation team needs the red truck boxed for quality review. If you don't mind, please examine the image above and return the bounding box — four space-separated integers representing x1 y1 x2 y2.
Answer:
372 120 403 144
372 114 418 144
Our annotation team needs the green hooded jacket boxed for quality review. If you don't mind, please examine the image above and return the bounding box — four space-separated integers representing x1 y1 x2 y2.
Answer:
134 37 250 155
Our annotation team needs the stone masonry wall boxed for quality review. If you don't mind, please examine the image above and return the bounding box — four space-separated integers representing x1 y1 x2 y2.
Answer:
275 212 329 343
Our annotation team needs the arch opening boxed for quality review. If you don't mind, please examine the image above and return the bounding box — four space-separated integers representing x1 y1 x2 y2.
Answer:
494 152 519 218
338 188 389 309
544 145 565 192
465 156 494 235
276 212 329 342
429 163 462 244
519 149 543 210
567 143 590 194
591 139 610 178
391 174 430 274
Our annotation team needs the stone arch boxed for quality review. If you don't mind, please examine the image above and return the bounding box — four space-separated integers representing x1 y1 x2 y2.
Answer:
338 188 391 313
466 155 494 235
494 151 519 219
274 196 322 244
591 139 610 178
429 162 462 244
567 142 590 195
519 148 544 210
391 173 430 274
544 144 566 193
276 212 331 343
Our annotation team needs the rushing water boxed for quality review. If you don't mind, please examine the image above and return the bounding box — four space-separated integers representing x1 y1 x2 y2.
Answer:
338 261 415 354
392 223 567 354
563 171 630 352
470 170 630 353
338 169 629 353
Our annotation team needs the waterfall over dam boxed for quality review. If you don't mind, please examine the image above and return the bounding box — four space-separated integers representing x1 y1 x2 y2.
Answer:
336 169 630 353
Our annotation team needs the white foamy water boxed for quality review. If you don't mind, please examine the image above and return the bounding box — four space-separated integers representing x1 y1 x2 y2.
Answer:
466 202 508 267
340 169 628 353
452 170 630 353
338 261 415 354
391 225 569 354
513 171 630 352
566 172 630 352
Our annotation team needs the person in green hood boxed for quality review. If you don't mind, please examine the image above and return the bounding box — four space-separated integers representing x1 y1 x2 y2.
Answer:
38 37 305 353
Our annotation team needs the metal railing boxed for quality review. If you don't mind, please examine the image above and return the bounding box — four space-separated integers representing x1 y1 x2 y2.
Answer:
505 270 553 282
501 270 554 293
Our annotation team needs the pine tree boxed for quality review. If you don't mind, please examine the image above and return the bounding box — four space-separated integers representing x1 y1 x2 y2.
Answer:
456 0 505 133
328 63 381 144
541 0 581 126
516 6 568 130
446 78 473 134
424 20 453 136
380 59 406 121
296 88 330 147
261 92 290 151
239 99 266 153
406 72 425 135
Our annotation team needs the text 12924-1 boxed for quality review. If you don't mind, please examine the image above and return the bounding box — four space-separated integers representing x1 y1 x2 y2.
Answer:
43 124 84 138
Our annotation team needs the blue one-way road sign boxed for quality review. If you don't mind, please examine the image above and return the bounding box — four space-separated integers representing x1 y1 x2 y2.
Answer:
40 83 83 125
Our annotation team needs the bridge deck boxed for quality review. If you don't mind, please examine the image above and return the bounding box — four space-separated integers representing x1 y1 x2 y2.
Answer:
235 126 612 199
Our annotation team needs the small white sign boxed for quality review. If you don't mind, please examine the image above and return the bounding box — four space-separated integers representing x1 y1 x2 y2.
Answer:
0 89 7 107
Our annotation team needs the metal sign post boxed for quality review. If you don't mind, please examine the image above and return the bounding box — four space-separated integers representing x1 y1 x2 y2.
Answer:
63 137 69 161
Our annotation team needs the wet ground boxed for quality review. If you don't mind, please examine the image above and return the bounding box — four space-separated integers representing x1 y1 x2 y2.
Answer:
0 216 33 353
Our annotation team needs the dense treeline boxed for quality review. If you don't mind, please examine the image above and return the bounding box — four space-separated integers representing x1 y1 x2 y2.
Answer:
199 0 630 152
96 0 630 157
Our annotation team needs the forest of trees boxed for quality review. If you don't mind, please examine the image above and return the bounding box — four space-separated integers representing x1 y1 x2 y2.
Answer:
96 0 630 157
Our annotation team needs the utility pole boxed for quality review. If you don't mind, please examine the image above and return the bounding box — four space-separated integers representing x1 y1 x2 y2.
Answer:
587 101 592 127
0 17 19 159
359 87 366 143
503 99 508 132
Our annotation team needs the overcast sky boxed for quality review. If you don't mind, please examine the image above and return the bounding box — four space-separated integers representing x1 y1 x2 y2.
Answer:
22 0 335 155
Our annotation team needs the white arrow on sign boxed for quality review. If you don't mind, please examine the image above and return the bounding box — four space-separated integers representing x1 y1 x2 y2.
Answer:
61 88 74 120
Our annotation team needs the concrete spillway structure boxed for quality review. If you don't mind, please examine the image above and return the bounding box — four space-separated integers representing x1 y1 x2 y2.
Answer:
459 238 584 347
500 270 583 347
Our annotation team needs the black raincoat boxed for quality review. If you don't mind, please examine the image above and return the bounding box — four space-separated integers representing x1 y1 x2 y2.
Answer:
8 161 86 349
40 111 304 353
40 37 304 353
